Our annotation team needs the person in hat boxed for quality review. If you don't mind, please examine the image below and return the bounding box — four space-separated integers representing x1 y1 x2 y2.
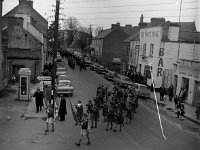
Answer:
58 94 67 121
76 113 91 146
33 87 44 113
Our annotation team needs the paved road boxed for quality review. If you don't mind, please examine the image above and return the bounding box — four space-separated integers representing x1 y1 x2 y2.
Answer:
0 58 199 150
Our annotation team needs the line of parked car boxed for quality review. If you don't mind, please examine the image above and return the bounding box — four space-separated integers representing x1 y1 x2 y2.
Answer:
89 62 150 98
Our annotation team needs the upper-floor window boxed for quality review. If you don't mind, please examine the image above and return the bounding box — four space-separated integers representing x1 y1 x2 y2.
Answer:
143 44 146 56
150 44 154 56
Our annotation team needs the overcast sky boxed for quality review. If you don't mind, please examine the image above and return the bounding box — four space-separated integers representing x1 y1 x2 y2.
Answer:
2 0 200 30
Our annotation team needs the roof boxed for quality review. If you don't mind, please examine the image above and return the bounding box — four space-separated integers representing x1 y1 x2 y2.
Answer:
123 31 140 42
3 2 48 36
161 21 196 31
121 26 139 36
7 48 41 59
162 30 200 43
94 29 112 39
94 25 138 39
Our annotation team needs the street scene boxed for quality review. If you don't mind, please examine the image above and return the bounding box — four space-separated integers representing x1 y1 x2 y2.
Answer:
0 0 200 150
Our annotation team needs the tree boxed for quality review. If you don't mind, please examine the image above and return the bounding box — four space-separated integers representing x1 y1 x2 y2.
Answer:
63 16 80 46
94 26 103 37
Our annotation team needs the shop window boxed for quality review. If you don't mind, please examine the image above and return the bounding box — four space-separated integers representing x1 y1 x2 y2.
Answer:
150 44 154 56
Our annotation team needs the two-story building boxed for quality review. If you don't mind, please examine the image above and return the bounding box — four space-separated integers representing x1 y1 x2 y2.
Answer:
91 22 137 74
175 59 200 106
0 0 7 89
2 0 48 82
137 21 200 93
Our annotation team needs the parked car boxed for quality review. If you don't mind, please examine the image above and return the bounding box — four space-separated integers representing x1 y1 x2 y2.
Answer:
57 79 74 97
129 83 150 98
56 67 67 76
90 63 99 71
113 74 133 88
84 57 92 66
96 65 107 74
58 74 69 81
104 70 116 81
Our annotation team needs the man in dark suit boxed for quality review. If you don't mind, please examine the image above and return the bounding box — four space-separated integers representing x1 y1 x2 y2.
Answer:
160 85 165 101
33 87 44 113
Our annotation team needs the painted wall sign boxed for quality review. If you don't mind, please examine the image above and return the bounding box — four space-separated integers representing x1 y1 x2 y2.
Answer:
140 30 160 38
157 48 164 77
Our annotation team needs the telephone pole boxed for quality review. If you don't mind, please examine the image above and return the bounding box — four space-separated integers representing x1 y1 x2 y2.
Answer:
51 0 60 107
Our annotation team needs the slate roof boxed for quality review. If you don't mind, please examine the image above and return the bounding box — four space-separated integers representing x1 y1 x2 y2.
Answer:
7 49 41 60
123 31 140 43
94 29 112 39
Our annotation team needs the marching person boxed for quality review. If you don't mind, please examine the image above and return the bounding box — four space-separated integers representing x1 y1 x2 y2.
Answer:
91 103 99 128
33 87 44 113
45 103 54 133
75 100 83 125
86 100 93 118
58 95 67 121
76 113 91 146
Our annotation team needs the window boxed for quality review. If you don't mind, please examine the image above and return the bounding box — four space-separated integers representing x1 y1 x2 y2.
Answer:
143 44 146 56
150 44 154 56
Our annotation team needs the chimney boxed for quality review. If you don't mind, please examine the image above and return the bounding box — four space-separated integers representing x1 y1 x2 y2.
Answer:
111 22 120 30
138 14 147 29
19 0 27 4
27 1 33 7
151 18 165 26
125 24 132 28
168 23 180 41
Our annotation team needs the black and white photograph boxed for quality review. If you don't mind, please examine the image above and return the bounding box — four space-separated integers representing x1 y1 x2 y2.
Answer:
0 0 200 149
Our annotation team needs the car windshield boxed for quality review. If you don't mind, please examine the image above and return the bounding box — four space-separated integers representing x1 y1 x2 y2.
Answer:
122 77 131 81
59 81 70 87
57 68 65 72
139 86 148 91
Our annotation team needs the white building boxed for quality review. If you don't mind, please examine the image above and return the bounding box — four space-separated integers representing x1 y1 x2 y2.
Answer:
175 59 200 105
137 23 200 90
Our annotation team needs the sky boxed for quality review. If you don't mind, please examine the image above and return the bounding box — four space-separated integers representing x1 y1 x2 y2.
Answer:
2 0 200 31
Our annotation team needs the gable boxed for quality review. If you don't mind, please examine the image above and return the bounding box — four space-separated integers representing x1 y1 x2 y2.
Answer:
3 3 48 36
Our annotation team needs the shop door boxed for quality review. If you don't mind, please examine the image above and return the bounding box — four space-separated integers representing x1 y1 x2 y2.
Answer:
13 65 25 82
193 81 200 106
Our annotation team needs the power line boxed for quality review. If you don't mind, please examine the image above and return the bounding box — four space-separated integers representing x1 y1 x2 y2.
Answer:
63 1 199 9
62 15 197 21
65 7 198 15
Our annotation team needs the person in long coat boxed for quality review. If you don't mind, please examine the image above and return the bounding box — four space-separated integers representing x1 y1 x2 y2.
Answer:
33 87 44 113
59 95 67 121
168 84 174 102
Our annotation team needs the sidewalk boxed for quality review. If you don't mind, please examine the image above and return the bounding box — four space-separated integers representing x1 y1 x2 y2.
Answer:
23 83 46 118
149 92 200 125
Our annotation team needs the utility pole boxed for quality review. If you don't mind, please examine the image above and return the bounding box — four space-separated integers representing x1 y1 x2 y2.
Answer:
51 0 60 108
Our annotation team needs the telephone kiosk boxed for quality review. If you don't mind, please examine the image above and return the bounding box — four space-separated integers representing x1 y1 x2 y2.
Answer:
18 68 31 101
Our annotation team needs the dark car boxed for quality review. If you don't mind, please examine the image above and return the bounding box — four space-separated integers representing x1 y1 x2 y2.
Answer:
96 65 108 74
90 63 99 71
113 74 133 88
104 70 116 81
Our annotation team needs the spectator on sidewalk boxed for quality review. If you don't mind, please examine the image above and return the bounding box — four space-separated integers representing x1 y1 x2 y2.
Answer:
159 85 165 101
33 87 44 113
168 84 174 102
179 88 187 103
58 95 67 121
174 95 180 110
196 105 200 120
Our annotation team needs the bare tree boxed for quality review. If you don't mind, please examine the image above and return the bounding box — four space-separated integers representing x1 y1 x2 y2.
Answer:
63 16 80 45
94 26 103 37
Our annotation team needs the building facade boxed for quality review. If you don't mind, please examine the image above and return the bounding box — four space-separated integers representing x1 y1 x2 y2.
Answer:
0 0 8 89
175 59 200 106
137 24 200 90
2 0 48 82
